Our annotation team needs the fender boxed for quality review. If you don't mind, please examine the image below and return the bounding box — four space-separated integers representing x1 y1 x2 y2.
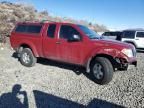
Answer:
84 47 122 73
85 47 121 64
18 40 39 57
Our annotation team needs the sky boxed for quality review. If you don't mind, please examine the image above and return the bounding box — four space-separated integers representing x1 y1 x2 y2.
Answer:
2 0 144 30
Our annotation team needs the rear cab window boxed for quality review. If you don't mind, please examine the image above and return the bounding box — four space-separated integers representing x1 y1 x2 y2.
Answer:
15 24 42 34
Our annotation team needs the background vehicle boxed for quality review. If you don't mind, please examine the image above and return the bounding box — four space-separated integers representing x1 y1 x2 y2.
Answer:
102 31 122 41
121 29 144 50
10 21 137 85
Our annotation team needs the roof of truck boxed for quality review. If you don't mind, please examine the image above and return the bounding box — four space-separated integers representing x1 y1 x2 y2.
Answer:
17 21 77 26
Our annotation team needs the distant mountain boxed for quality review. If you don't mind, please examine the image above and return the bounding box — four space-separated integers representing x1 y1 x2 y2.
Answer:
0 1 108 36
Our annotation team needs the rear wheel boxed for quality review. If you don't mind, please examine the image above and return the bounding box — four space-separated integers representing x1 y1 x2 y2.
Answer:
90 57 113 85
20 48 37 67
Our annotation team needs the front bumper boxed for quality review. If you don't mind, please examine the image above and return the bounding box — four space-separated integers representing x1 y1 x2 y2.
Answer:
127 57 137 67
114 56 137 71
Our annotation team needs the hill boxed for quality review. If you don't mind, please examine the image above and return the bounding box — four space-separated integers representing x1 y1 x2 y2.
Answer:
0 1 108 36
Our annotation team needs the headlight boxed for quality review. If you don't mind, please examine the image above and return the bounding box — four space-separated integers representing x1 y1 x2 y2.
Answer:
121 49 133 57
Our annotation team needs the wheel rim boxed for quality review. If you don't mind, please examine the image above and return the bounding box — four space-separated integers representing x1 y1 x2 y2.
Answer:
93 63 104 80
22 52 30 64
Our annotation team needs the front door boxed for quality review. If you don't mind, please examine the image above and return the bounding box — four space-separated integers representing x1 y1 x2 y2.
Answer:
56 25 83 64
135 31 144 48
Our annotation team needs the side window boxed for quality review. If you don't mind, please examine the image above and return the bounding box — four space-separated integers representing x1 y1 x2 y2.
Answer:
103 32 110 36
15 25 27 33
15 25 42 34
123 31 135 39
47 24 56 38
27 25 42 33
136 32 144 38
60 25 80 40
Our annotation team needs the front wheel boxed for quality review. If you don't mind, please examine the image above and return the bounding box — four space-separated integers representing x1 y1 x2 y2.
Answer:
20 48 37 67
90 57 113 85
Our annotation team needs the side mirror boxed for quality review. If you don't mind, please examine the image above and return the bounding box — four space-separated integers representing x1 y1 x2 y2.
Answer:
68 34 81 42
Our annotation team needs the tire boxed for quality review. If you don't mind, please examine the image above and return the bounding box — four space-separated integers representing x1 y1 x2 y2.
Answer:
20 48 37 67
90 57 113 85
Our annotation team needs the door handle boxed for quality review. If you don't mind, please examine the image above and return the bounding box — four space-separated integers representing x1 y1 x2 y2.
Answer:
135 39 139 40
56 42 61 44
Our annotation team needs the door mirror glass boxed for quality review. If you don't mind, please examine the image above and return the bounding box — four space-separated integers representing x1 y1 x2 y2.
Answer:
68 34 81 42
73 34 80 40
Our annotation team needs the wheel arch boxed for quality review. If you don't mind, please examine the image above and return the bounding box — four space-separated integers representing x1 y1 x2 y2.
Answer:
18 43 39 57
86 54 116 73
124 41 137 48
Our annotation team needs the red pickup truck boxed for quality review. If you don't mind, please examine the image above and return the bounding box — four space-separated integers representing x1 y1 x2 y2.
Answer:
10 21 137 85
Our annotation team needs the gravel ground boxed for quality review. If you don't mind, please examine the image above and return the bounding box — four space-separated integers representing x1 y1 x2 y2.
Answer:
0 46 144 108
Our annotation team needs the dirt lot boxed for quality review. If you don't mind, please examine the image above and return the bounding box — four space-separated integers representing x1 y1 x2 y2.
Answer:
0 46 144 108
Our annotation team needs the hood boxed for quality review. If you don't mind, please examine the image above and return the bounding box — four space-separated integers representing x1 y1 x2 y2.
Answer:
92 38 133 50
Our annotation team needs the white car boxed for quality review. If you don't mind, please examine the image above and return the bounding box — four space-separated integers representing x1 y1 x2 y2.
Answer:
122 30 144 49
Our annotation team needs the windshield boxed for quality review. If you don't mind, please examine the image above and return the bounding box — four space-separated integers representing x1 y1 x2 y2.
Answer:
78 25 102 39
